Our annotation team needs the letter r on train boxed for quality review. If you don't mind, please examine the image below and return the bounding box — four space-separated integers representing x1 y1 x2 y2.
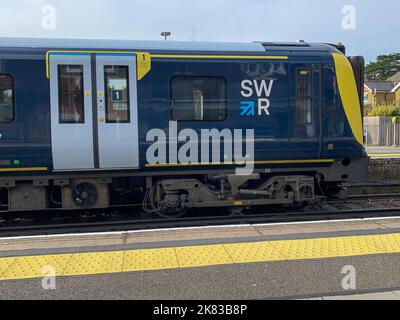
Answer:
240 80 273 116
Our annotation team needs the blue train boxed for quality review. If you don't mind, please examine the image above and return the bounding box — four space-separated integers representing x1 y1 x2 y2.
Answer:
0 38 368 216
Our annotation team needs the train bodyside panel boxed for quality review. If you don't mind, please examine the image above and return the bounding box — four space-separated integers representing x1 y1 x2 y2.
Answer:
0 48 365 174
137 53 365 170
137 58 291 168
0 53 51 172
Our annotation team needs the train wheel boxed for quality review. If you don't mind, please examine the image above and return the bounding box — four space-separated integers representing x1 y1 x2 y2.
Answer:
148 185 188 219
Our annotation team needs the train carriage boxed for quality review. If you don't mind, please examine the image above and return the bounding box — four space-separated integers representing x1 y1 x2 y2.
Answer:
0 38 368 216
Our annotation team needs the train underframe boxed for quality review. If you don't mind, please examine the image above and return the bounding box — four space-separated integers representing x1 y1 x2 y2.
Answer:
0 158 369 217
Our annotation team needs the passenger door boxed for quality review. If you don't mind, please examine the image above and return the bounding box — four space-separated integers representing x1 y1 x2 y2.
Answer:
49 52 139 171
96 54 139 169
288 59 322 159
49 53 94 170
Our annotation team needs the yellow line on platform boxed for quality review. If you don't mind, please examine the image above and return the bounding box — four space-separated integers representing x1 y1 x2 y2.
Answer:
369 154 400 158
2 233 400 281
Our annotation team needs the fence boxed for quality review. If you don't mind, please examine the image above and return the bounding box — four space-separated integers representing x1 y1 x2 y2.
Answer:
364 123 400 146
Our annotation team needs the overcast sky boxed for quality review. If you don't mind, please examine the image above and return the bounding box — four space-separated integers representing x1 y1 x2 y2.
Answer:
0 0 397 62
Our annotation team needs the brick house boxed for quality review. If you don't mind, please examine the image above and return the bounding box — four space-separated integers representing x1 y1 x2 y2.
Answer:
387 72 400 85
388 72 400 104
364 81 397 107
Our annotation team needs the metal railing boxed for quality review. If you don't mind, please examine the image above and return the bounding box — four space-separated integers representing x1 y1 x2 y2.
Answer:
364 123 400 146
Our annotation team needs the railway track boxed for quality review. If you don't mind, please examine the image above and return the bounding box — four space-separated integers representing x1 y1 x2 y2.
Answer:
0 193 400 238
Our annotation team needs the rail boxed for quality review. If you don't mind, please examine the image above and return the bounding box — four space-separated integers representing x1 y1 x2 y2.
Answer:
1 194 400 238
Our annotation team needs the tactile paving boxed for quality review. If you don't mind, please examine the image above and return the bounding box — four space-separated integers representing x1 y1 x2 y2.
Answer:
0 257 17 277
63 251 124 276
176 245 233 268
270 234 400 261
1 254 72 280
123 248 178 272
224 242 286 263
2 233 400 281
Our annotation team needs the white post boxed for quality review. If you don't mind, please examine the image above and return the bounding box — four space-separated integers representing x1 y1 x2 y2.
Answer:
387 122 390 147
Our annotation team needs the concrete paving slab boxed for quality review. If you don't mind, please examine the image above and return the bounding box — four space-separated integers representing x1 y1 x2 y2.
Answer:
254 221 384 236
0 234 126 252
323 292 400 300
392 291 400 297
366 147 400 154
124 226 260 244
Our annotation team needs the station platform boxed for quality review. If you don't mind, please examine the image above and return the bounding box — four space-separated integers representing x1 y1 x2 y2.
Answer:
303 290 400 300
366 146 400 158
2 217 400 299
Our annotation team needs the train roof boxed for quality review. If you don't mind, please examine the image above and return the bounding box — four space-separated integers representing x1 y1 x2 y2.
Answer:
0 37 343 55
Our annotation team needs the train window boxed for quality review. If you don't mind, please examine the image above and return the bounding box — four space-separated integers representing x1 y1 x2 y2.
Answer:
171 77 227 121
296 98 312 124
0 75 14 123
297 69 312 96
104 66 130 123
296 69 313 125
58 65 85 124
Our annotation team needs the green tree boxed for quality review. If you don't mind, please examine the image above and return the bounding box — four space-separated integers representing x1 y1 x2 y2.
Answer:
365 53 400 80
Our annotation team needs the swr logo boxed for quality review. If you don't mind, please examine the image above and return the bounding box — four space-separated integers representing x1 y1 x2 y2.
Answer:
240 80 274 117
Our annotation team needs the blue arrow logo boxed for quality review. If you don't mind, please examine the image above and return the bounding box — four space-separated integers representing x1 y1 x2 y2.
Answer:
240 101 255 116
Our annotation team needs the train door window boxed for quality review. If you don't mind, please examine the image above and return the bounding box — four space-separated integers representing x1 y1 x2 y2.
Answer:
104 65 130 123
296 69 313 125
0 75 14 123
171 77 227 121
58 65 85 124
